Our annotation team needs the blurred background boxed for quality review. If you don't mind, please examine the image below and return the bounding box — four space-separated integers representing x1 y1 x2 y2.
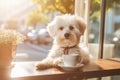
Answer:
0 0 75 61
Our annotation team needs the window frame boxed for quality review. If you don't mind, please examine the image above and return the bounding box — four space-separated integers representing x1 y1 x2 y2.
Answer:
75 0 107 59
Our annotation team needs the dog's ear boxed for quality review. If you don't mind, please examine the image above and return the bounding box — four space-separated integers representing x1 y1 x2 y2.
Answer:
47 16 63 38
47 22 56 38
75 16 86 35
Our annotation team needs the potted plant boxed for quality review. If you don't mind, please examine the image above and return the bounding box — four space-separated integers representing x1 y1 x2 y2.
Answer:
0 29 25 68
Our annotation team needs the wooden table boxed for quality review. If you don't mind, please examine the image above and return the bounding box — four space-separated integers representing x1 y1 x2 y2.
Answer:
0 58 120 80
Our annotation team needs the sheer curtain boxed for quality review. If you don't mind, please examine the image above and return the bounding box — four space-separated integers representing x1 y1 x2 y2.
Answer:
75 0 90 47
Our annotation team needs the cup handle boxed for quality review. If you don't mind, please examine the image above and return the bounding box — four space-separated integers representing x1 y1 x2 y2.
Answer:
79 57 83 64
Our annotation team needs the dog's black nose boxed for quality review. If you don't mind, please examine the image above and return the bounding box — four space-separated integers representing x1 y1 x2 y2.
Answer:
64 33 70 38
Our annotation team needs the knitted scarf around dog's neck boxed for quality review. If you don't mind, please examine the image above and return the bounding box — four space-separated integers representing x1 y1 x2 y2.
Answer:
62 45 77 55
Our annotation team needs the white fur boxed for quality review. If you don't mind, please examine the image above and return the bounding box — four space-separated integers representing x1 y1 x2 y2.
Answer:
35 14 90 70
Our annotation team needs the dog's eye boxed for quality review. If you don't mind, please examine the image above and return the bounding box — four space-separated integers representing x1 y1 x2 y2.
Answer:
69 25 74 30
59 26 64 30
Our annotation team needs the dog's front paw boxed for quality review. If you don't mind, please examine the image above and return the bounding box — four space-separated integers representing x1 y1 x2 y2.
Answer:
82 55 90 65
35 62 51 70
53 58 63 66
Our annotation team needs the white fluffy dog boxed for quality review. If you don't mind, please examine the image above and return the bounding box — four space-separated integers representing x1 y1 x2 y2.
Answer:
36 14 90 70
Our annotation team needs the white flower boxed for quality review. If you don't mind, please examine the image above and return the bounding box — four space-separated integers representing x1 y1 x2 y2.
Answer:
0 29 26 45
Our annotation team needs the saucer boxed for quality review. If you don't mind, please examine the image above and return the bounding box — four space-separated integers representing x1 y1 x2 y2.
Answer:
58 63 84 71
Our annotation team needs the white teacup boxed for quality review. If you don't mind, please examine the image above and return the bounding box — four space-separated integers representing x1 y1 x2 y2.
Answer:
62 54 82 67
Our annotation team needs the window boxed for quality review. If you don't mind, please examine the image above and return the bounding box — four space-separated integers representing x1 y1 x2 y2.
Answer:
75 0 120 80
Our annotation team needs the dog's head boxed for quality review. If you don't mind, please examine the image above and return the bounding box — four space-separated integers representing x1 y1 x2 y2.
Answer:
47 14 86 47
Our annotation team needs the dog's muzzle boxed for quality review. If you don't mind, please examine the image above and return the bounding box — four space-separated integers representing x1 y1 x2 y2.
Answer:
64 33 70 39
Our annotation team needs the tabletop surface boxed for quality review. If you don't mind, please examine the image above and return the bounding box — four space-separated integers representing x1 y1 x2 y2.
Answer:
0 58 120 80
